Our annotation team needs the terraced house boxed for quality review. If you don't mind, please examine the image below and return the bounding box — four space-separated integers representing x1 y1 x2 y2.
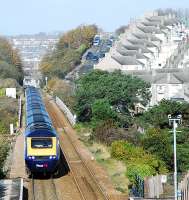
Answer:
95 10 189 106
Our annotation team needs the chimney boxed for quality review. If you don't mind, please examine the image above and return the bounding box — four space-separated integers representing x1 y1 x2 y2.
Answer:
138 48 142 54
152 69 156 77
161 19 164 26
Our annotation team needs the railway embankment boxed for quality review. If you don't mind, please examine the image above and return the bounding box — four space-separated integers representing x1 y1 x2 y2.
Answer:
46 98 128 200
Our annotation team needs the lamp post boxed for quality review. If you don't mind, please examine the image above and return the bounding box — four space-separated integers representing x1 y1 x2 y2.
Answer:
45 76 48 87
168 114 182 200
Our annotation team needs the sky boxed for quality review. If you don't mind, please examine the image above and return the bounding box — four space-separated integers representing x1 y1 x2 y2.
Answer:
0 0 188 35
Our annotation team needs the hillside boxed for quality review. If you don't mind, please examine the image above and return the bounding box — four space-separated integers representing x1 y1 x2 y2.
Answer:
40 25 98 79
0 37 23 85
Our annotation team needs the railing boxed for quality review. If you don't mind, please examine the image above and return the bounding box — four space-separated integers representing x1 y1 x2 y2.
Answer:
55 96 76 126
18 97 22 128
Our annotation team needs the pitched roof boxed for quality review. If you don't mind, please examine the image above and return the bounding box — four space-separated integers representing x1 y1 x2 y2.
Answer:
127 38 158 47
137 25 163 34
132 33 162 41
153 73 183 84
141 21 168 30
116 48 148 59
164 18 180 26
122 44 153 53
122 69 189 84
146 16 165 22
111 55 144 66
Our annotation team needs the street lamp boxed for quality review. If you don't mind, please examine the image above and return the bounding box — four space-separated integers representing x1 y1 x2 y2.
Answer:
45 76 48 87
168 114 182 200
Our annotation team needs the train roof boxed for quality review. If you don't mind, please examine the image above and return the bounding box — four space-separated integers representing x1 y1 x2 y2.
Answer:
25 87 57 137
26 113 52 126
25 123 57 137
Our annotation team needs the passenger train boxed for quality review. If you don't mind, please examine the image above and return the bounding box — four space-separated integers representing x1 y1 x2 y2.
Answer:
24 87 60 175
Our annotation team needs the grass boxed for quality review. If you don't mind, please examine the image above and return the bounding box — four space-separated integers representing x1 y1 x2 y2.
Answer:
74 123 129 195
0 96 20 177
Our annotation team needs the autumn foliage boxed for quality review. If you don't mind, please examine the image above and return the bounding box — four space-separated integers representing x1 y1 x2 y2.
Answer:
40 25 98 79
0 37 23 84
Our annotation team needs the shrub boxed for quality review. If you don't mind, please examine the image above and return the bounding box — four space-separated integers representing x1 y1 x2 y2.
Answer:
0 138 9 177
111 140 128 160
126 163 154 183
111 140 168 182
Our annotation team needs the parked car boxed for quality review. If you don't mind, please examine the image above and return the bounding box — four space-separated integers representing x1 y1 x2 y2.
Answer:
86 52 93 60
93 35 101 46
106 39 113 47
86 52 99 62
97 52 105 58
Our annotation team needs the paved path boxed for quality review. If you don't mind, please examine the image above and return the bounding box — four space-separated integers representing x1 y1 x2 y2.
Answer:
9 134 26 179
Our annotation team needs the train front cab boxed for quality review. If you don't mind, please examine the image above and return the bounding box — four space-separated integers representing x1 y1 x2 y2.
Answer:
25 135 60 175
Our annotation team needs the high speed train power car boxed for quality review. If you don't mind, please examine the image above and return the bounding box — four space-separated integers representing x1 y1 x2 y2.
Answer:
24 87 60 175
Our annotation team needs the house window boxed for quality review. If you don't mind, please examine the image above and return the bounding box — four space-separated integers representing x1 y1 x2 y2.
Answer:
157 85 165 94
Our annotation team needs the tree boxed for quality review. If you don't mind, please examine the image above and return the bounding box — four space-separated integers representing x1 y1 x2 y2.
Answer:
75 70 151 124
40 25 98 78
47 77 76 111
92 99 117 122
142 128 173 170
0 37 23 84
115 25 129 36
137 99 189 129
141 127 189 173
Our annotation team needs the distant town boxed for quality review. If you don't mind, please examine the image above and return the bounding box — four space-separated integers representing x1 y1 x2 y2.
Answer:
8 32 62 76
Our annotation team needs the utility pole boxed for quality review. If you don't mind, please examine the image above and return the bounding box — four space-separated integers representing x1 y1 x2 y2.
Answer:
45 76 48 87
168 114 182 200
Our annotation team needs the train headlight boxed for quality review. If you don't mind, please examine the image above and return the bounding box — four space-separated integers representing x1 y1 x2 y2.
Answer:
28 156 32 159
49 156 56 159
32 156 35 160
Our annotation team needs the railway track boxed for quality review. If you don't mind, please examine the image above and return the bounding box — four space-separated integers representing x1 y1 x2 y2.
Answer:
32 175 59 200
45 99 110 200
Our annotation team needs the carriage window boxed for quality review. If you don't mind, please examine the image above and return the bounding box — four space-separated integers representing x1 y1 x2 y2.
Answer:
31 138 52 148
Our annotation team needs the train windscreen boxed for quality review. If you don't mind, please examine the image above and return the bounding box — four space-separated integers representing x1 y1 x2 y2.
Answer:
31 138 52 148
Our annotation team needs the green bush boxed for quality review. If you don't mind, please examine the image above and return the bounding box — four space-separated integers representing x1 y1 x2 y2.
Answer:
111 140 168 182
111 140 147 162
0 138 9 177
0 122 8 134
126 163 154 183
0 97 18 134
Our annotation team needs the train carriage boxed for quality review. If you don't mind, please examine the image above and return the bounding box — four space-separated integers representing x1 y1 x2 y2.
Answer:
24 87 60 175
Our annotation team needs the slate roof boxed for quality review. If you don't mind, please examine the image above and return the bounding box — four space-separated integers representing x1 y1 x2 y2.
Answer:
164 18 181 26
141 21 168 30
122 44 153 53
137 25 163 34
111 55 144 66
132 33 162 41
146 16 166 22
116 49 148 59
123 69 189 84
153 73 183 84
127 38 158 48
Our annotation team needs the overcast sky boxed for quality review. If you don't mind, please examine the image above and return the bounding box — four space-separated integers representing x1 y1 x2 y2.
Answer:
0 0 188 35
